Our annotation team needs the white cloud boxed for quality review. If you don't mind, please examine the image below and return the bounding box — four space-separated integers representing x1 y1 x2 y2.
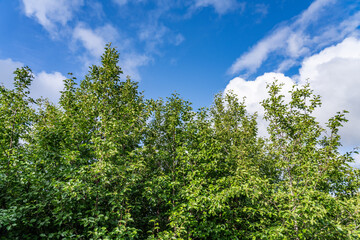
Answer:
298 37 360 147
22 0 83 34
193 0 242 14
0 55 145 104
225 37 360 166
228 0 360 76
0 58 65 103
295 0 335 26
287 33 308 58
120 53 150 81
0 59 24 88
31 71 65 103
228 27 290 76
73 24 117 58
72 23 149 80
225 72 294 136
276 59 297 73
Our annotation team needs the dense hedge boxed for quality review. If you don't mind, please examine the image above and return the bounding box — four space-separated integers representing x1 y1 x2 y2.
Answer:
1 45 359 239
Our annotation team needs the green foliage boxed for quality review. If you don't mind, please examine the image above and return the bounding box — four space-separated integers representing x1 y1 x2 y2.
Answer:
0 45 359 239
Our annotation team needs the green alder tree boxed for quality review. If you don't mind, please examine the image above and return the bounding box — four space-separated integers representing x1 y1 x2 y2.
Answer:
1 45 149 239
0 44 359 240
255 81 360 239
0 67 38 238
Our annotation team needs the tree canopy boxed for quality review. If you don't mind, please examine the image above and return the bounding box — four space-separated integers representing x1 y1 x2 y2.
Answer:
1 44 359 239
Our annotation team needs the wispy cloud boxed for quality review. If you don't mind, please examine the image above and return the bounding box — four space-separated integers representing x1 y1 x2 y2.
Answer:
21 0 150 81
120 53 151 80
294 0 335 27
112 0 129 6
174 33 185 46
138 23 169 52
228 0 360 76
112 0 145 6
192 0 244 15
72 24 118 58
229 27 291 76
22 0 83 36
72 23 150 81
254 3 268 17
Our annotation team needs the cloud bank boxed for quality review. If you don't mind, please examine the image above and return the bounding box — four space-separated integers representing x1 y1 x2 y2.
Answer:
228 0 360 76
225 37 360 167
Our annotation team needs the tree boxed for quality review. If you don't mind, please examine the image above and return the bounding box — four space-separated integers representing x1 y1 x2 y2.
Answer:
256 82 360 239
0 67 36 239
0 45 359 239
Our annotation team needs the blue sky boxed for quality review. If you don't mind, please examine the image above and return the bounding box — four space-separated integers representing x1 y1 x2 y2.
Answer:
0 0 329 104
1 0 360 165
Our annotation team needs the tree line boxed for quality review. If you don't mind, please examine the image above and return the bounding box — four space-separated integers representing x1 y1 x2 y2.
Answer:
1 44 359 239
